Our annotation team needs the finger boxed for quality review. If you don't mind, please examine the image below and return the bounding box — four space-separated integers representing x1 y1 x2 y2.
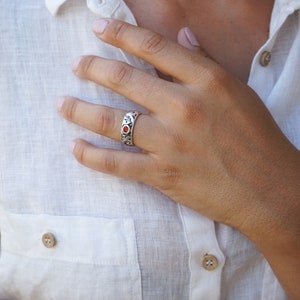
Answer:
57 96 161 152
71 139 155 185
92 19 215 83
71 56 183 114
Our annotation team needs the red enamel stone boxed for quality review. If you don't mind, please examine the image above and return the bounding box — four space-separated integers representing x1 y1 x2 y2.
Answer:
122 125 130 133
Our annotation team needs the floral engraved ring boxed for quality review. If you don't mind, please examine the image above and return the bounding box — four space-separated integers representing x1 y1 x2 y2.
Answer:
120 111 142 146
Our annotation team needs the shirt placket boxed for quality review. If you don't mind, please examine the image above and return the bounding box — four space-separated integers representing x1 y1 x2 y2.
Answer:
248 0 300 101
179 205 225 300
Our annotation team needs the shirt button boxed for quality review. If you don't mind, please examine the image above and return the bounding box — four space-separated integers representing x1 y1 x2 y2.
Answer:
42 232 56 248
202 254 219 271
260 51 272 67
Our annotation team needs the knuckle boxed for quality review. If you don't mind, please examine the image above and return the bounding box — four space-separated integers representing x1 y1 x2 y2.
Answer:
205 67 234 105
63 98 78 121
152 159 181 192
94 108 115 134
78 56 98 77
166 130 187 152
161 124 187 152
103 152 117 173
108 62 133 86
140 32 168 55
159 165 181 191
109 21 130 41
176 96 204 124
73 142 86 164
205 66 230 89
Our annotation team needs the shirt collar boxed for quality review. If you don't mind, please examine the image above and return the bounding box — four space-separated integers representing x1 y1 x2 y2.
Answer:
274 0 300 10
45 0 68 15
45 0 136 23
270 0 300 34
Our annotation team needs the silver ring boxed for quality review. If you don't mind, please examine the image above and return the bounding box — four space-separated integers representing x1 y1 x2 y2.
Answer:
120 111 142 146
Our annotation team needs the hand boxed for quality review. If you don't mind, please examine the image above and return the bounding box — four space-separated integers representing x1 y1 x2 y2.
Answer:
57 18 300 247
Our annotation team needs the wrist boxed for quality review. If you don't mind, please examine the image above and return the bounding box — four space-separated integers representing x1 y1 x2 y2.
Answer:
238 146 300 251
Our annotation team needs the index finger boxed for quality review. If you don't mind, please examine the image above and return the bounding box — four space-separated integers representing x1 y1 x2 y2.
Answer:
93 19 213 83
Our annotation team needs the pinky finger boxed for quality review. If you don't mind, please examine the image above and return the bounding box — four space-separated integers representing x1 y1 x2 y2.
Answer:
71 139 154 184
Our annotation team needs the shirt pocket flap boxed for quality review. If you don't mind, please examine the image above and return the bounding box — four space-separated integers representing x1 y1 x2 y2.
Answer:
1 213 138 266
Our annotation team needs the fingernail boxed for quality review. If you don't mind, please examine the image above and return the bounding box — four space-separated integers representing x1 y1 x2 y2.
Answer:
93 19 109 34
56 96 66 112
184 27 200 47
71 56 83 72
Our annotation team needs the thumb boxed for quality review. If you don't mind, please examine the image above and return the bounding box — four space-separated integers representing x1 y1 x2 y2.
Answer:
177 27 210 57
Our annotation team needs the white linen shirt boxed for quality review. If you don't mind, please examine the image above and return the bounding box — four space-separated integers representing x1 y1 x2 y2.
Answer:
0 0 299 299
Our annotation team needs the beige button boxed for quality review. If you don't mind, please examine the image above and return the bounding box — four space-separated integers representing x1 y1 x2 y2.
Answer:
260 51 272 67
202 254 218 271
42 232 56 248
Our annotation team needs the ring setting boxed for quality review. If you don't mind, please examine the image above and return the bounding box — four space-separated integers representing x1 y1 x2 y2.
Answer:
120 111 142 146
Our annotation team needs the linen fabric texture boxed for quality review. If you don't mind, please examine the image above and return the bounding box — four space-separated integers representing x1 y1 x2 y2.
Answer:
0 0 299 299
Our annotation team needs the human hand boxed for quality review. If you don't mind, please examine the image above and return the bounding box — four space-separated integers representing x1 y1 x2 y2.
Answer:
57 19 300 241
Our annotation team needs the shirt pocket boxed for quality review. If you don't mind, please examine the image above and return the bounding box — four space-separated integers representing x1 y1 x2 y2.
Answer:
0 213 142 300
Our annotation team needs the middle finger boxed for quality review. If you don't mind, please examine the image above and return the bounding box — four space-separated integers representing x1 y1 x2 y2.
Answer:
72 56 184 115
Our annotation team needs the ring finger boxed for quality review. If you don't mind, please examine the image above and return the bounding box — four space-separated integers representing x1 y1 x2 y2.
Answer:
56 96 161 152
